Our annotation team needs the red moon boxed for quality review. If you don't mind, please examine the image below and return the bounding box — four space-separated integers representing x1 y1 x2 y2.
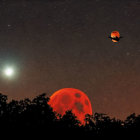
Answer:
48 88 92 125
111 31 120 42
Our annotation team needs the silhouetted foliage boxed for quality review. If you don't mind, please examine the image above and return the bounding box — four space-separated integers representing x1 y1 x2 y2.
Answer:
59 110 80 128
0 93 139 138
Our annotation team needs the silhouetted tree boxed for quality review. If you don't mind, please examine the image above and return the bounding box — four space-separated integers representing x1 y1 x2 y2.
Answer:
0 92 139 138
58 110 80 128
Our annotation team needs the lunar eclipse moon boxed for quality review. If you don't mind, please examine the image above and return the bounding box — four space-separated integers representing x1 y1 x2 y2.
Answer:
109 31 122 42
48 88 92 125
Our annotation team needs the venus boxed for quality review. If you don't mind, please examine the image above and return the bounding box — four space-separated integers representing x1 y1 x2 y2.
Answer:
48 88 92 125
3 67 15 77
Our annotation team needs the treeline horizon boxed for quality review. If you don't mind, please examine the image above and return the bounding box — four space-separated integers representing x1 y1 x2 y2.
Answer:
0 93 139 138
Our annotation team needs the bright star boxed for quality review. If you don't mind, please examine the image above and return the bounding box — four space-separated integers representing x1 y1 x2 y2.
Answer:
4 67 14 77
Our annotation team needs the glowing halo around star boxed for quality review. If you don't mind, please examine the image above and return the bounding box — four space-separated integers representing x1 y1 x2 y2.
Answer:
3 67 15 77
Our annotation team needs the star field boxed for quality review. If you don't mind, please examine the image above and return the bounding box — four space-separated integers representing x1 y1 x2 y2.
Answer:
0 0 139 119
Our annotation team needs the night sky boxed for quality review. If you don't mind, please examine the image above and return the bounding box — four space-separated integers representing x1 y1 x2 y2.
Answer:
0 0 140 120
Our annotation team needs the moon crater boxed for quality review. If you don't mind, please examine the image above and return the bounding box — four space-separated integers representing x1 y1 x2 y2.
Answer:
75 102 84 113
75 93 81 98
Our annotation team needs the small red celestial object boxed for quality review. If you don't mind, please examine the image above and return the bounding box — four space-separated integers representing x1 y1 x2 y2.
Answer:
108 31 122 43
